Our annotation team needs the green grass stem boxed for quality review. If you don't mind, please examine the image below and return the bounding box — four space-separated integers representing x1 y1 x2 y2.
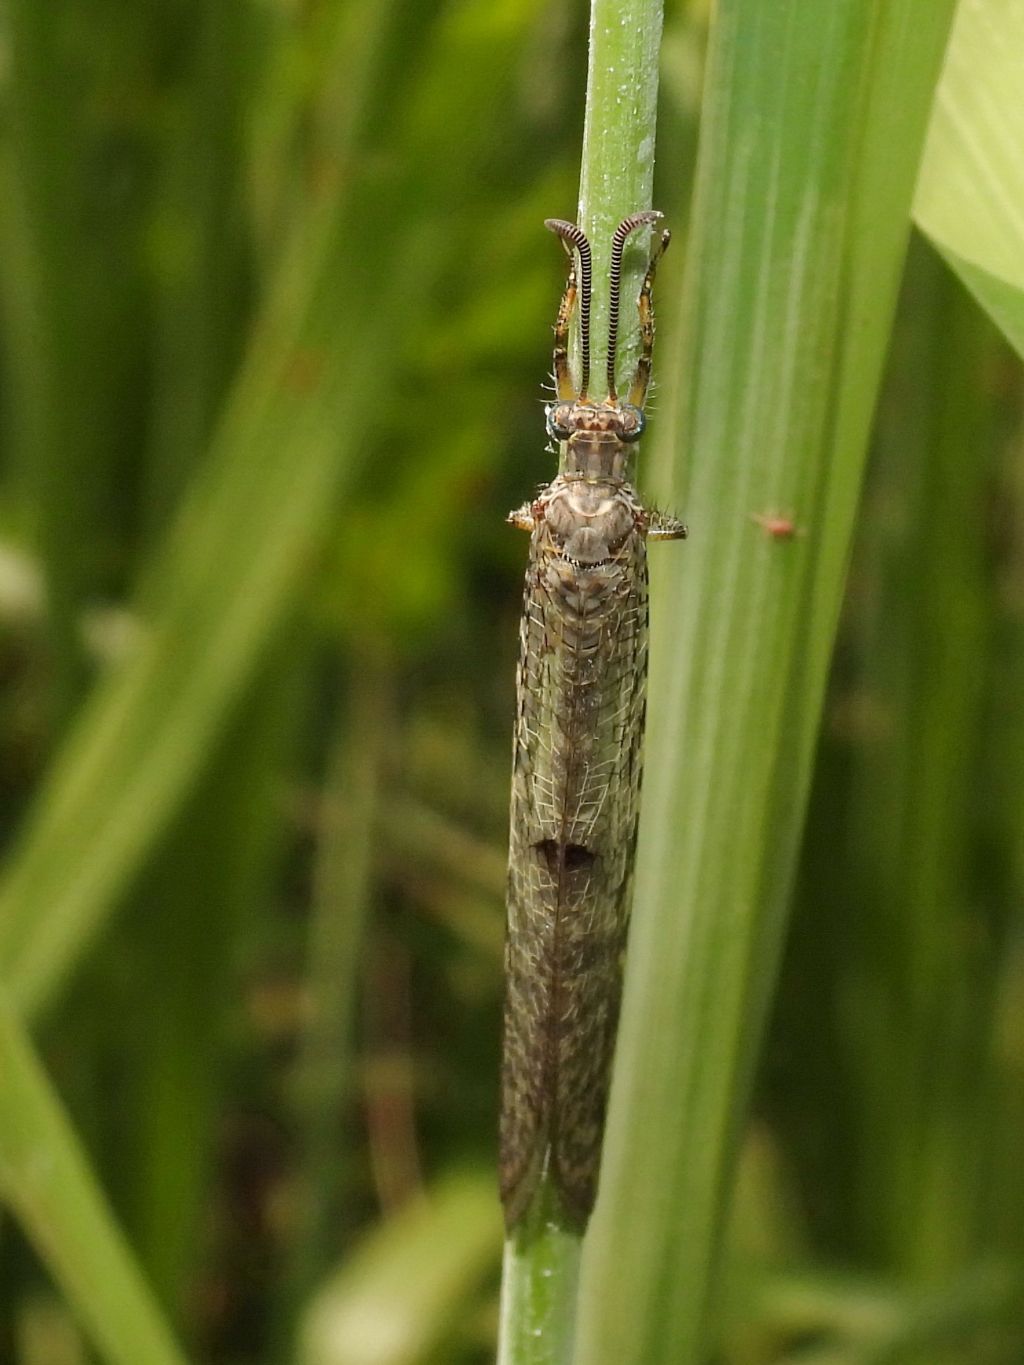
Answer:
578 0 666 393
498 1172 583 1365
496 0 664 1357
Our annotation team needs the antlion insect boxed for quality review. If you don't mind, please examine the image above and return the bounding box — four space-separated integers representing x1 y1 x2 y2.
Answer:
501 212 686 1232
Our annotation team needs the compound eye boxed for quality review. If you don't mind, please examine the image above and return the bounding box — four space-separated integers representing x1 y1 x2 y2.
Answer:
619 405 646 443
546 403 574 441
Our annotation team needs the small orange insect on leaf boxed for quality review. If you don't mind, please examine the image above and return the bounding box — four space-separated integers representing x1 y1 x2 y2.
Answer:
750 510 803 540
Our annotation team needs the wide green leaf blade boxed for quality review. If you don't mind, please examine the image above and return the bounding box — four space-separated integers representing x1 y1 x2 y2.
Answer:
578 2 958 1361
914 0 1024 357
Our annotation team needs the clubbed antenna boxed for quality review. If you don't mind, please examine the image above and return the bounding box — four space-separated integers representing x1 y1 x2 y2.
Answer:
606 211 662 400
544 219 592 399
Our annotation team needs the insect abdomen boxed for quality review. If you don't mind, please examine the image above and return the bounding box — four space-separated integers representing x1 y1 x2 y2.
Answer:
501 505 649 1229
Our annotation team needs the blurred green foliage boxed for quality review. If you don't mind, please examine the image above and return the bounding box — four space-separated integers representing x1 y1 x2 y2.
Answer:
0 0 1022 1363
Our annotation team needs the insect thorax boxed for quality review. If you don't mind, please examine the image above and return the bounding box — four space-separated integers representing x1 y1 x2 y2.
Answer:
538 474 644 567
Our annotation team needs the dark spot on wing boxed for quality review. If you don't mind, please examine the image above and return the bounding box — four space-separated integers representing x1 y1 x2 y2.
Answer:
534 839 597 877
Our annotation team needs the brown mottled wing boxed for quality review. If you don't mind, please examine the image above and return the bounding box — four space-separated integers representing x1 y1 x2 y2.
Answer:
500 504 649 1230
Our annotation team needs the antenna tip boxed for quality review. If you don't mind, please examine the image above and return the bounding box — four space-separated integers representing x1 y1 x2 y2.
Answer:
610 210 664 243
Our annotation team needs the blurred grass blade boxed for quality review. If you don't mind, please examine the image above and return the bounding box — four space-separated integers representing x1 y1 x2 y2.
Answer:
299 1172 500 1365
0 192 376 1017
577 2 958 1362
289 658 392 1300
914 0 1024 359
0 1001 188 1365
144 0 252 529
129 650 306 1311
0 0 154 721
729 1258 1023 1362
0 0 551 1031
832 247 996 1283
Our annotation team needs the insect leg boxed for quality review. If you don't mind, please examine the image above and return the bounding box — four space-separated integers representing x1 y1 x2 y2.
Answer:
646 508 688 541
551 255 579 401
627 228 671 410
